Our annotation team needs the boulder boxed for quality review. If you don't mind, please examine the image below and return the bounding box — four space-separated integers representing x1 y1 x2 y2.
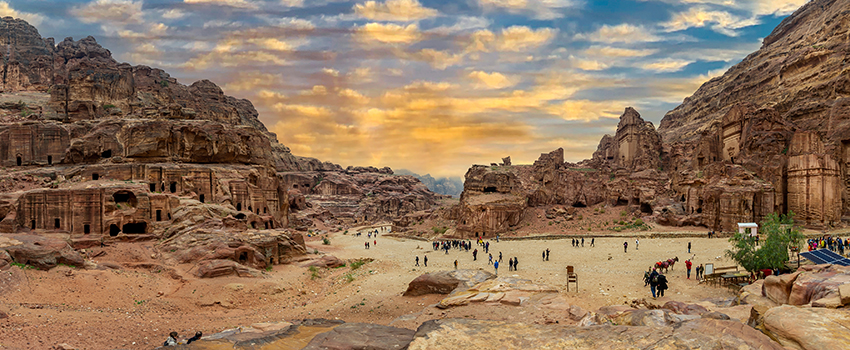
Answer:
763 272 798 305
0 250 10 270
408 318 784 350
569 305 588 321
764 305 850 350
811 295 842 308
788 266 850 305
403 269 495 297
701 311 731 320
301 255 345 269
302 323 415 350
661 301 708 315
196 259 262 278
839 283 850 305
2 235 84 270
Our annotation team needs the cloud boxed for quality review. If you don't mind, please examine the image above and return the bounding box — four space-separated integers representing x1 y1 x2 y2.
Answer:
584 46 657 58
70 0 143 25
478 0 581 20
355 23 423 44
354 0 439 21
548 99 631 121
570 57 610 71
467 71 519 89
649 0 808 17
183 0 258 9
405 49 464 69
662 7 760 36
428 16 490 35
639 58 694 72
0 1 45 25
575 24 662 43
467 26 557 52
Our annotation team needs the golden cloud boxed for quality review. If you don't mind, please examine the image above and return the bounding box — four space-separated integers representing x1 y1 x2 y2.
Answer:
639 58 694 72
70 0 143 25
584 46 657 58
467 26 556 52
184 0 257 9
575 24 661 44
0 1 45 25
467 71 519 89
354 0 439 21
355 23 423 44
662 7 759 36
478 0 579 20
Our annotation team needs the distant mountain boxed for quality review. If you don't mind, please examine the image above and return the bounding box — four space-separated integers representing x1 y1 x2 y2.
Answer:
395 169 463 197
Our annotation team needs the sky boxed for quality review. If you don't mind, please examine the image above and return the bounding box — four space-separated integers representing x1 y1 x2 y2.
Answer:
1 0 809 177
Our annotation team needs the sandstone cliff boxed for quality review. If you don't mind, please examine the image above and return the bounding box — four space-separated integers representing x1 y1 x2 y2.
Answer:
454 0 850 234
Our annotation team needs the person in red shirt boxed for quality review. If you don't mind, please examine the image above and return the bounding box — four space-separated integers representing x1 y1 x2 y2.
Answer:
686 259 693 279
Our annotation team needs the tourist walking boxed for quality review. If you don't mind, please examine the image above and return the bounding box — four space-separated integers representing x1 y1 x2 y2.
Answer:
649 268 659 298
508 258 514 271
415 256 419 266
488 253 493 265
688 241 692 253
513 257 519 271
624 241 628 253
494 260 499 274
591 238 595 247
473 249 478 261
499 252 503 262
542 250 546 261
657 273 669 297
545 249 550 261
454 260 458 269
581 238 584 247
685 259 692 279
643 267 651 286
635 239 639 250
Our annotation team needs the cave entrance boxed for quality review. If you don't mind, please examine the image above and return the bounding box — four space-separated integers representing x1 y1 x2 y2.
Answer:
680 195 686 202
615 198 628 206
697 157 704 168
235 213 246 220
199 194 205 203
83 224 90 234
238 252 248 263
54 218 60 229
122 222 147 234
16 156 22 166
30 220 35 230
248 206 253 213
109 224 120 236
640 203 653 214
92 173 99 181
112 190 137 207
150 183 156 192
571 201 586 208
697 199 703 214
101 150 112 158
263 207 267 214
156 210 162 222
483 187 497 193
47 155 52 165
169 182 177 193
236 203 242 211
264 222 269 229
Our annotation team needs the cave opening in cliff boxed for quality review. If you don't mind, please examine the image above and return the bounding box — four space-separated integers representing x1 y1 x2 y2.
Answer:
169 182 177 193
697 199 703 214
248 206 253 212
156 210 162 221
122 222 147 234
238 252 248 263
640 203 653 214
113 191 137 207
101 150 112 158
30 220 35 230
572 201 586 208
47 156 52 165
293 184 298 188
54 219 60 229
235 213 246 220
150 183 156 192
199 194 205 203
92 173 99 181
264 222 269 229
264 207 267 214
83 224 90 234
236 203 242 211
616 198 628 206
16 156 21 166
483 187 497 193
109 224 120 236
680 195 686 202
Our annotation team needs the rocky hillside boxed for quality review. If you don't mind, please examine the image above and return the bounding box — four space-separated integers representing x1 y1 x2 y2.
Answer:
450 0 850 237
394 169 464 197
0 16 441 272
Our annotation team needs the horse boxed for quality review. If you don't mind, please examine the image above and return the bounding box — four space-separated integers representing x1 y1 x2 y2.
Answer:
655 257 679 273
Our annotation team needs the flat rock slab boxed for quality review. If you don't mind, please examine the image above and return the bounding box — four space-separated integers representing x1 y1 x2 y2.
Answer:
302 323 415 350
764 305 850 350
408 318 784 350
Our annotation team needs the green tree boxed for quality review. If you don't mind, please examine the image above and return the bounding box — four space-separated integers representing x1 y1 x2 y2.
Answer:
725 212 804 272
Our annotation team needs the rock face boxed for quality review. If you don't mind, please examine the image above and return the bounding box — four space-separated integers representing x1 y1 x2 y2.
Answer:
454 109 667 237
0 234 84 270
302 323 415 350
454 0 850 233
0 17 441 272
408 318 785 350
403 269 495 297
763 305 850 350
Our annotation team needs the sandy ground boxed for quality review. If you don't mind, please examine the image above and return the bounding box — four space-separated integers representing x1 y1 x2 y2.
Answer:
0 227 742 350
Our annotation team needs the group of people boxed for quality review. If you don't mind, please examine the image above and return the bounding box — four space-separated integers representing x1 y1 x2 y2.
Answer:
571 237 592 247
644 268 669 298
416 237 519 275
808 236 849 255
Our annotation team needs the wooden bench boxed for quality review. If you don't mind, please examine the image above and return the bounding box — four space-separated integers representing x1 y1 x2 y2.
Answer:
703 265 739 286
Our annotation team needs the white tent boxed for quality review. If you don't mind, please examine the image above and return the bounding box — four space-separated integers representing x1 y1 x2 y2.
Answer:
738 222 758 237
